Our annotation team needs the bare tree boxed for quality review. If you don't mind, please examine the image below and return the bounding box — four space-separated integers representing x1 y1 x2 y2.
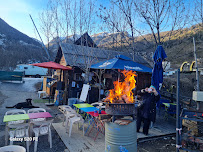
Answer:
99 2 136 56
39 4 54 54
193 0 203 25
134 0 188 45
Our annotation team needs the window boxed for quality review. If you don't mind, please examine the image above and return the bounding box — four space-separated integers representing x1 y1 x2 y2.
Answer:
24 67 28 69
74 73 82 81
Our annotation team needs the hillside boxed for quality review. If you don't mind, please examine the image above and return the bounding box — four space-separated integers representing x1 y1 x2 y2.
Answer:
92 24 203 68
49 24 202 69
0 18 51 70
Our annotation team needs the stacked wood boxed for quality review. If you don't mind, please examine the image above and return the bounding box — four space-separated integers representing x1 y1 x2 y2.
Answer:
182 117 198 136
114 119 132 125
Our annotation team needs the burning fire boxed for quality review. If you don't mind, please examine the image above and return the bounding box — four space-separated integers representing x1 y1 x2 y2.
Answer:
105 70 137 103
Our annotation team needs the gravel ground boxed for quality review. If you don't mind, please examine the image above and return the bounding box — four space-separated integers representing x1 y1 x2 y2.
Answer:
0 78 67 152
138 136 176 152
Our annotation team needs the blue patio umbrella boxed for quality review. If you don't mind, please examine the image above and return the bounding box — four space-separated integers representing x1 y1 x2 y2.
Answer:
151 45 167 91
91 55 152 73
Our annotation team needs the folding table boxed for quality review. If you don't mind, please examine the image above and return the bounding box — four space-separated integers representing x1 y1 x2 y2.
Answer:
28 112 52 119
73 103 94 117
3 114 29 122
3 112 53 122
86 111 106 141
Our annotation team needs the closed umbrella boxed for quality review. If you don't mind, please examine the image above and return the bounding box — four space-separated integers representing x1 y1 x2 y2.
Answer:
150 45 167 125
151 45 167 91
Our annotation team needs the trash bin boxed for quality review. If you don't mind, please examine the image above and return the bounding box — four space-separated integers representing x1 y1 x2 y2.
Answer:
105 121 137 152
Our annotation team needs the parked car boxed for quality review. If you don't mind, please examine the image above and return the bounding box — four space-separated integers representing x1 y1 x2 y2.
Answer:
14 64 48 77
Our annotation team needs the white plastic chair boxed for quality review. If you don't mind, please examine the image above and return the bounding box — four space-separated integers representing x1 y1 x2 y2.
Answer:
91 102 103 108
64 108 77 128
28 108 46 122
5 109 26 145
58 105 72 114
5 109 26 125
58 105 77 126
66 113 84 137
7 123 30 152
32 119 53 152
91 102 106 111
0 145 26 152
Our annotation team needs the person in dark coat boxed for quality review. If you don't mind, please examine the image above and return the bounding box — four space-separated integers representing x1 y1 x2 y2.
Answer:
137 86 160 135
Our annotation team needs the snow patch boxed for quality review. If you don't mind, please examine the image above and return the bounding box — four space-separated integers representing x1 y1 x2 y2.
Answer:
91 32 109 38
68 34 81 41
31 38 43 45
0 39 4 45
0 33 6 37
19 40 29 45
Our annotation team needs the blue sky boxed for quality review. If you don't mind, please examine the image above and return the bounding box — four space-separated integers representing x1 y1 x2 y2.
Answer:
0 0 110 43
0 0 194 44
0 0 49 41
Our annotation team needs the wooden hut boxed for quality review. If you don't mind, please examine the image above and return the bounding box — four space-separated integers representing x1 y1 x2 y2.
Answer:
54 33 152 103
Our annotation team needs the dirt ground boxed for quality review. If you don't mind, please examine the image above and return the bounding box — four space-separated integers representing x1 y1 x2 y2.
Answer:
0 78 177 152
138 136 176 152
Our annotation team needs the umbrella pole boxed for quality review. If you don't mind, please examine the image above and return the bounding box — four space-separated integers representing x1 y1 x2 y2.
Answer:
59 69 62 82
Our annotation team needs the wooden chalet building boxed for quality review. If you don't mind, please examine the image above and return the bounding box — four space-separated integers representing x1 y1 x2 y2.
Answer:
54 33 152 103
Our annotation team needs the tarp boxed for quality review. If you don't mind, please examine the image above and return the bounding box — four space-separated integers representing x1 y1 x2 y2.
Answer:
0 71 23 81
31 61 72 70
91 55 152 73
151 45 167 90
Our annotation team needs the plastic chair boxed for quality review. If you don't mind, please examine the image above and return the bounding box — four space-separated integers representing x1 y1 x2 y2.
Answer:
5 109 26 145
58 105 76 126
164 104 177 120
66 113 84 137
5 109 26 125
58 105 72 114
0 145 26 152
32 119 53 152
7 123 30 152
28 108 46 122
157 99 171 114
63 107 77 127
91 102 103 108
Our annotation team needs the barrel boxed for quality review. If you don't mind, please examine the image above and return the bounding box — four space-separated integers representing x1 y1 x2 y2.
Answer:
105 121 137 152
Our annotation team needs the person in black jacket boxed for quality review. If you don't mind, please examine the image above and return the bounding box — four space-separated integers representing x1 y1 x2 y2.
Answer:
137 86 160 135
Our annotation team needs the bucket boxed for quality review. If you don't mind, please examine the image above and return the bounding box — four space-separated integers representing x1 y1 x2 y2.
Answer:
68 98 77 108
105 121 137 152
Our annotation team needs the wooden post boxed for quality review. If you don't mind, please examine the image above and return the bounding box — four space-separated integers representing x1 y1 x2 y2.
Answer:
63 70 68 105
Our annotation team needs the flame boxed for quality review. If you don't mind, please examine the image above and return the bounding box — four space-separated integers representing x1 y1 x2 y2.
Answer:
105 70 137 103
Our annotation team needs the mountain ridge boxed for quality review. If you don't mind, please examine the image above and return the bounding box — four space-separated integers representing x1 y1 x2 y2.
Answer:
0 18 49 70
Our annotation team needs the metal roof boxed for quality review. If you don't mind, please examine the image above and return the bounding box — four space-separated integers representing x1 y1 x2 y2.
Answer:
59 43 150 68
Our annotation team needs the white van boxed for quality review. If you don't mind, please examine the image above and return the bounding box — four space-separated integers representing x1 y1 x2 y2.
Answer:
14 64 48 77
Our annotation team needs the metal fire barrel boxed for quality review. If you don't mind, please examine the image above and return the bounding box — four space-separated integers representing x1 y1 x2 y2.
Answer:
105 121 137 152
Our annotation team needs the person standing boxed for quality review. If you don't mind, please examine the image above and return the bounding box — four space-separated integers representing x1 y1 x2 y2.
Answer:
137 86 160 135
